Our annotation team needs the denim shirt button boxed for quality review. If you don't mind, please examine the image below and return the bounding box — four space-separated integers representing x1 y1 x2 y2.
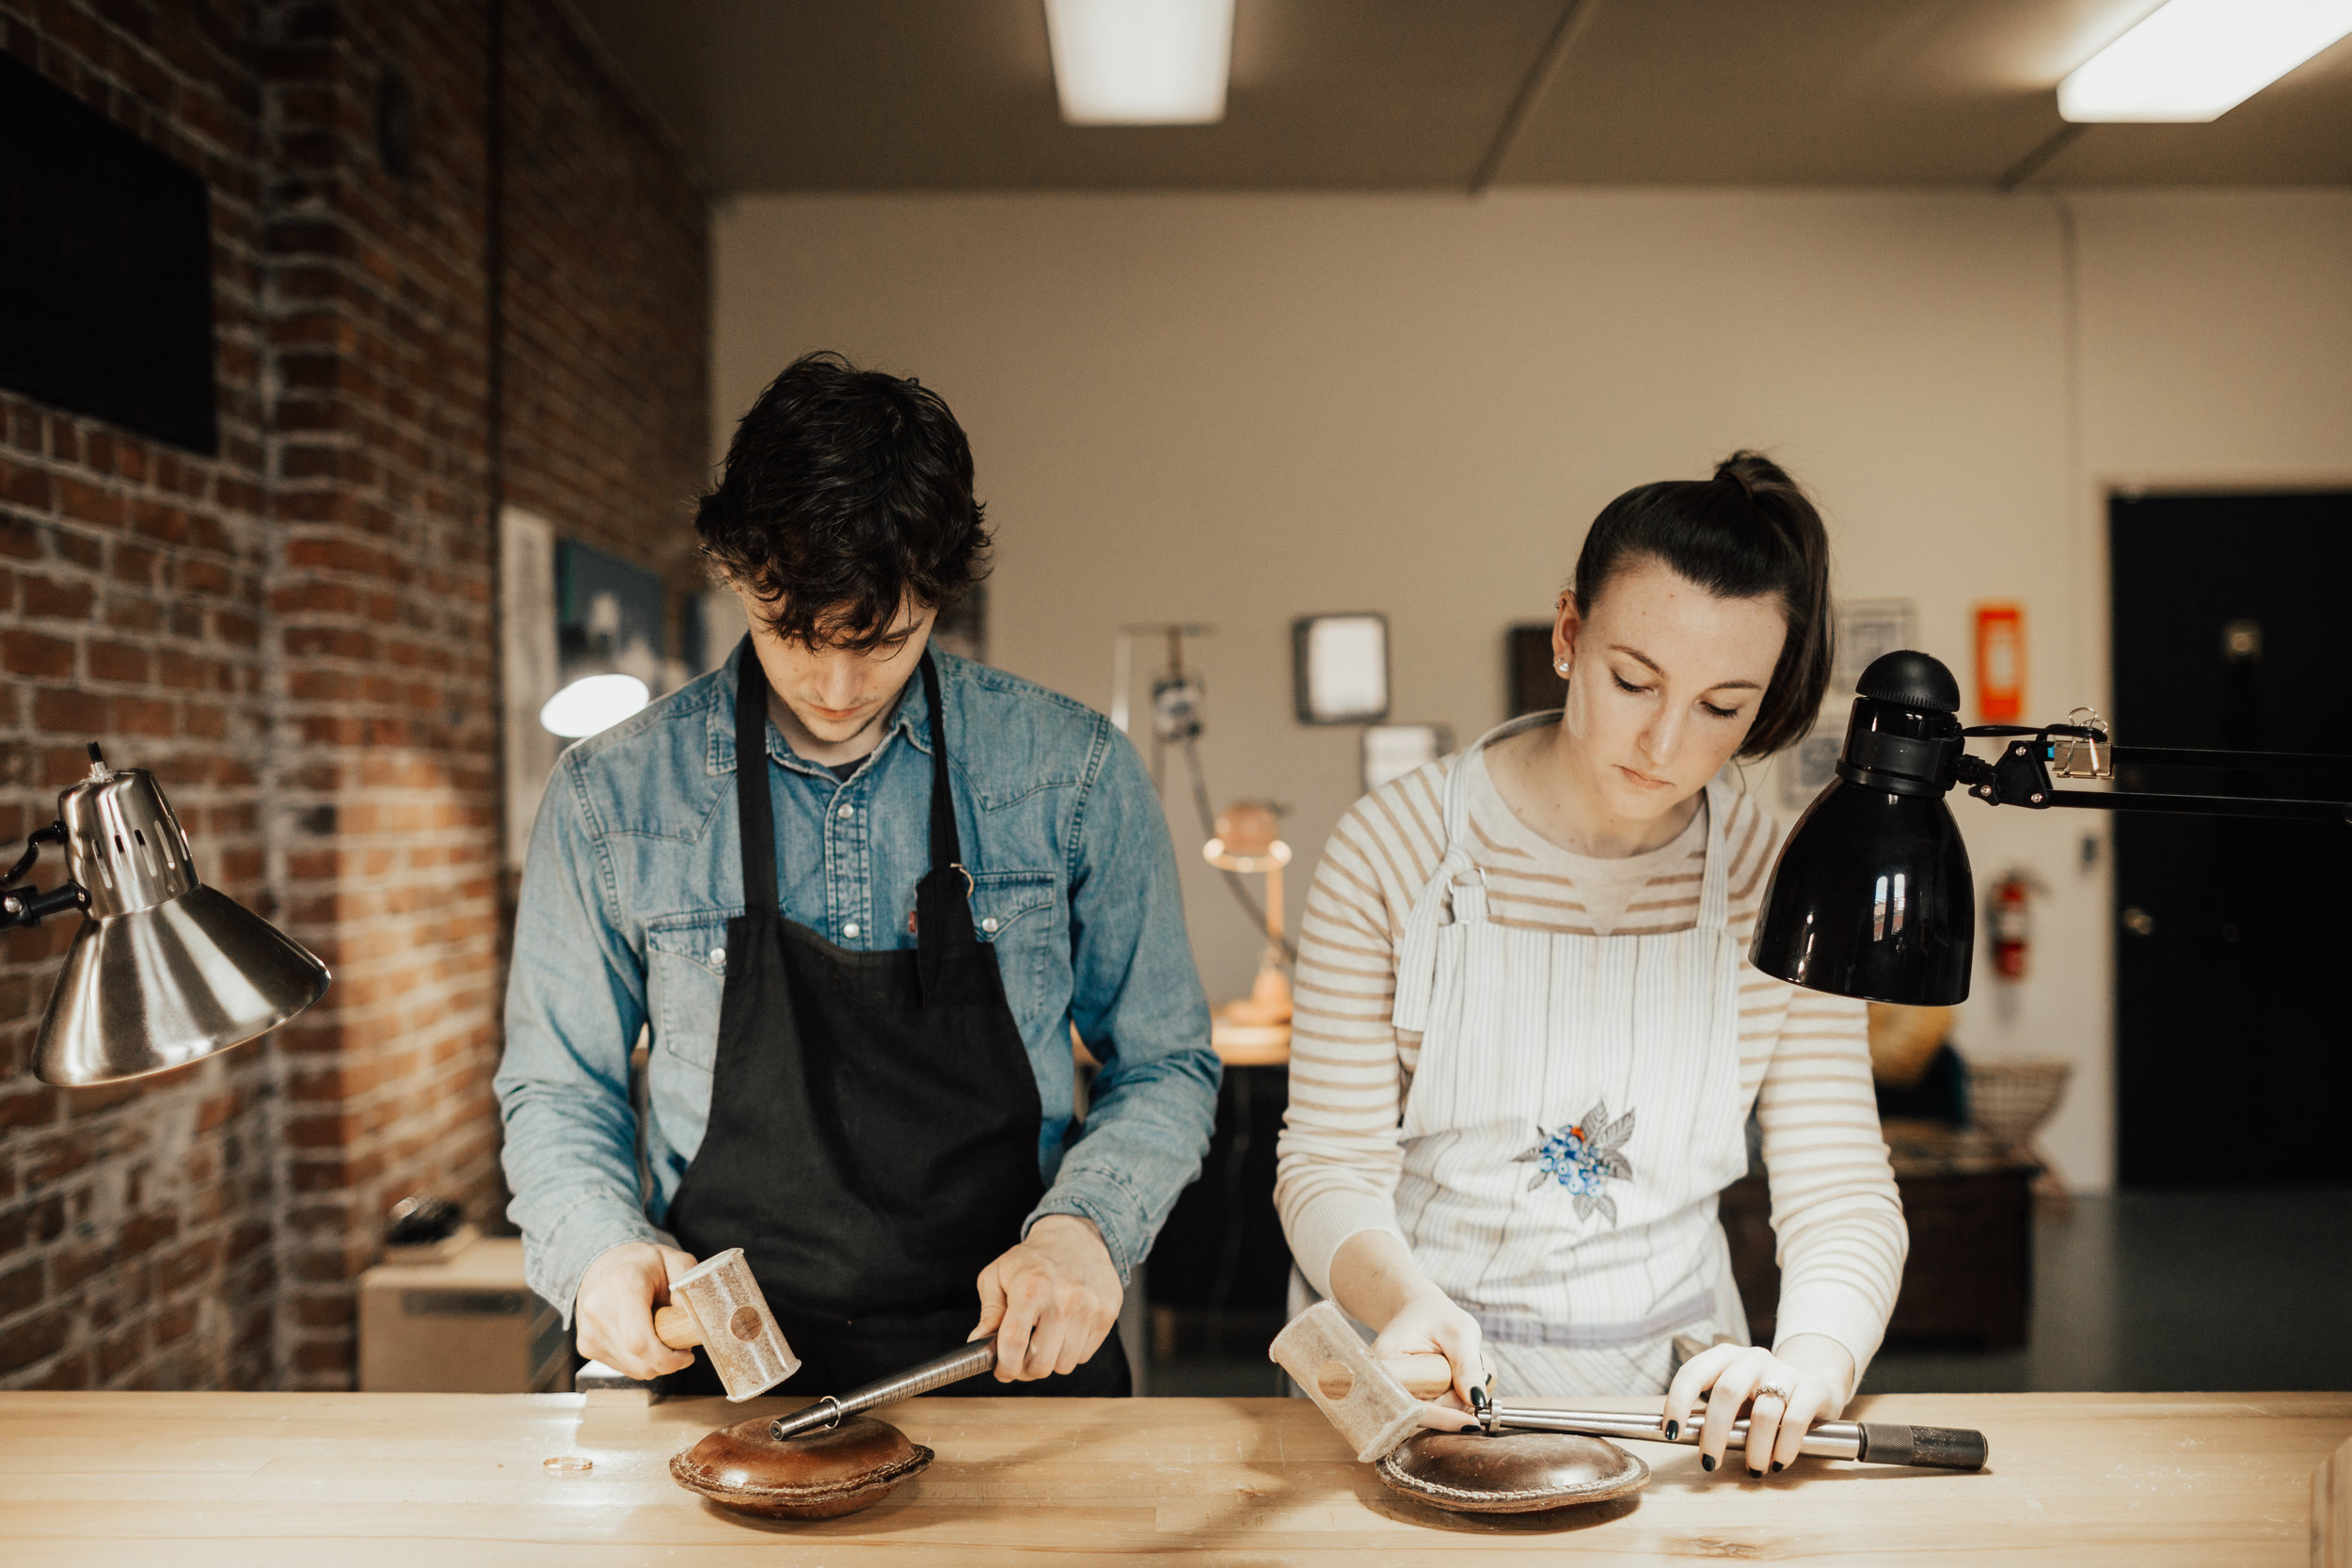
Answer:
843 922 861 938
837 804 854 819
708 946 725 967
981 916 1000 933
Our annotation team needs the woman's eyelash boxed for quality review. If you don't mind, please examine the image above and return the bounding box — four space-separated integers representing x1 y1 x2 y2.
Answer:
1614 670 1740 720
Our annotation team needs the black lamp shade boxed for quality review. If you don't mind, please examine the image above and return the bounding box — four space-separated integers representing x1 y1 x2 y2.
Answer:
1749 649 1977 1005
1749 777 1974 1005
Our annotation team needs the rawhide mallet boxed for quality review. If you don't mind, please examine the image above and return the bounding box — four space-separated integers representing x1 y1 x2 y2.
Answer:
651 1246 800 1402
1269 1301 1449 1462
1269 1303 1650 1515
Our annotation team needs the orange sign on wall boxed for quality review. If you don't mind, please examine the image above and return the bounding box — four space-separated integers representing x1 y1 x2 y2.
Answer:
1976 604 2025 723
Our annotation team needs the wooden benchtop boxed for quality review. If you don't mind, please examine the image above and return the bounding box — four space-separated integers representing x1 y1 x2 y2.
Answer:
3 1388 2345 1565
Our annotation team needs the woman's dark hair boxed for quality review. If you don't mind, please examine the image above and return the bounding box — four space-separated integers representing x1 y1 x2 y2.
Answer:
695 351 991 650
1570 451 1833 759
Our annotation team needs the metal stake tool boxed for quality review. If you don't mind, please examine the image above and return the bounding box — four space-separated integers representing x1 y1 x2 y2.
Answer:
1465 1386 1987 1469
769 1337 1000 1442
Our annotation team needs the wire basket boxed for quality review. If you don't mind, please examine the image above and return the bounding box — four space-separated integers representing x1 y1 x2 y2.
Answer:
1967 1059 2072 1158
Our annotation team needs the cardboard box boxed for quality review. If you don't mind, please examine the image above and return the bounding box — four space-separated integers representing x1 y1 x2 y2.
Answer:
358 1237 567 1393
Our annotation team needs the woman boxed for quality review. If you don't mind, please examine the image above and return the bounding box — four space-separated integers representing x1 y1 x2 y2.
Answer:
1275 452 1906 1481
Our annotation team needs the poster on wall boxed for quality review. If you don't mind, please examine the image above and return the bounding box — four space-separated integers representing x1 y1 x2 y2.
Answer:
1832 598 1916 698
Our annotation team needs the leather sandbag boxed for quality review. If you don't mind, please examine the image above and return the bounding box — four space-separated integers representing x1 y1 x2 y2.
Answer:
1375 1429 1650 1514
670 1414 933 1520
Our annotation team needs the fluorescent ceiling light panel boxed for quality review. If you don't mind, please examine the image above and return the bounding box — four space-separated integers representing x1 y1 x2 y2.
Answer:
1045 0 1233 125
2059 0 2352 122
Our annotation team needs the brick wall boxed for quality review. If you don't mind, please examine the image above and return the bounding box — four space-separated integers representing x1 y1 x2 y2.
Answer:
1 0 279 1392
0 0 708 1391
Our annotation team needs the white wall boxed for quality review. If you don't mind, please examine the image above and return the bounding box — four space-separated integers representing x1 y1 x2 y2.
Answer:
714 187 2352 1193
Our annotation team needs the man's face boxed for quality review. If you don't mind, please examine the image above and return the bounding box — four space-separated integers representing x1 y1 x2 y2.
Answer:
736 586 938 750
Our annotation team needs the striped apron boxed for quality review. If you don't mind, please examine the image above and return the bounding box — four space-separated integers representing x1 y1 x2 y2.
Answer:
1386 719 1753 1395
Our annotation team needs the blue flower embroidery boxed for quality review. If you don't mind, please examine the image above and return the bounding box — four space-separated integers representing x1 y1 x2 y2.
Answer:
1512 1098 1635 1226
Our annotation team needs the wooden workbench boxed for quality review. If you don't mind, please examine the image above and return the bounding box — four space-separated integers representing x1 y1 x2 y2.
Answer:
2 1389 2345 1565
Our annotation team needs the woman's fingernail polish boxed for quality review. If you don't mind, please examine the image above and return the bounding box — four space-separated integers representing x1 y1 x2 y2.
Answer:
1665 1420 1679 1440
1701 1454 1716 1472
1772 1461 1785 1474
1749 1467 1762 1479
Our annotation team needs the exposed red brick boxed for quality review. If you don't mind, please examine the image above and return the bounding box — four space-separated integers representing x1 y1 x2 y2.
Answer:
1 629 75 678
4 0 705 1398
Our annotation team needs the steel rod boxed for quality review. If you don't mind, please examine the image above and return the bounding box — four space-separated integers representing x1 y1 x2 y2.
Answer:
2108 745 2352 774
1486 1405 1862 1461
2047 789 2350 822
768 1337 999 1441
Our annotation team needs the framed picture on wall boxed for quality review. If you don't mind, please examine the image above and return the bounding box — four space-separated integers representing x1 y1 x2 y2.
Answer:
1833 598 1916 698
1362 723 1453 795
1293 613 1390 724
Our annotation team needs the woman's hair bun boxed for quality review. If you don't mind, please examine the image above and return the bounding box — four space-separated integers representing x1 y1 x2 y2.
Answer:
1569 451 1834 760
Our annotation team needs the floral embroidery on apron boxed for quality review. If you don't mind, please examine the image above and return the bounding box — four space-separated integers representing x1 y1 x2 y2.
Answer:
1513 1099 1635 1223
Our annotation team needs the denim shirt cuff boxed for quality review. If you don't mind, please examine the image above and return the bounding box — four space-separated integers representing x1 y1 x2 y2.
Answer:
1025 1164 1149 1287
527 1196 665 1325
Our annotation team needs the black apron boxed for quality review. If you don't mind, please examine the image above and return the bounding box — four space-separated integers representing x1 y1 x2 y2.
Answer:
660 643 1129 1397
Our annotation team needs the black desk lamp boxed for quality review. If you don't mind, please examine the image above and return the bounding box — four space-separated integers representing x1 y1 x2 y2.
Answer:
1751 650 2352 1006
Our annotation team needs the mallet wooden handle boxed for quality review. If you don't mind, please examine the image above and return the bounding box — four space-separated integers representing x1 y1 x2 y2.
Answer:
652 1303 703 1349
1311 1353 1457 1402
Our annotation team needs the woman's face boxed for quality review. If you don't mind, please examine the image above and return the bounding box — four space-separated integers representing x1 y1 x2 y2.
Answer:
1553 556 1788 823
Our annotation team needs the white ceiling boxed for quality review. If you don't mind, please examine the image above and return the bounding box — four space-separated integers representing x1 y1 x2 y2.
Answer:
570 0 2352 192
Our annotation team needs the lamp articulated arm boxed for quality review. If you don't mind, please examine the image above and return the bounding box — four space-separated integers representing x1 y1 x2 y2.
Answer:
1955 724 2352 825
0 821 87 929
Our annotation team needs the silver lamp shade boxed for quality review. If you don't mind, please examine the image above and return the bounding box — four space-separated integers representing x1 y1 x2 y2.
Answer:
33 763 330 1086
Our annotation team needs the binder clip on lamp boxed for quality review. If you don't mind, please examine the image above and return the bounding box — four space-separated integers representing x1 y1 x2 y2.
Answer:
1751 651 2352 1006
1 744 330 1085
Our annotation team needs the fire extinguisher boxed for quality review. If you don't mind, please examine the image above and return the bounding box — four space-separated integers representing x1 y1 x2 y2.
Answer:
1990 871 2038 980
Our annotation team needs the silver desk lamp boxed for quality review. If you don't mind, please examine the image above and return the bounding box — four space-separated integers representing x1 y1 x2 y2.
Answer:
3 745 330 1085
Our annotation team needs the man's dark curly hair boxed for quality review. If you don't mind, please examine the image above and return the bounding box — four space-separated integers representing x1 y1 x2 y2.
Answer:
695 351 991 650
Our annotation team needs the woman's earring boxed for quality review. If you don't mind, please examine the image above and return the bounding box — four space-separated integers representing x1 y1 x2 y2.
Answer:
1554 661 1570 676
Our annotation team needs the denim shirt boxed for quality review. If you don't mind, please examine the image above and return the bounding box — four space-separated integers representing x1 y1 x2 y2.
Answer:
495 644 1221 1321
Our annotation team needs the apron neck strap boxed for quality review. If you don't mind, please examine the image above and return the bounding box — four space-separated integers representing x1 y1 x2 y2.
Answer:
732 641 967 908
914 651 975 1001
918 651 963 877
735 638 781 913
1696 779 1732 932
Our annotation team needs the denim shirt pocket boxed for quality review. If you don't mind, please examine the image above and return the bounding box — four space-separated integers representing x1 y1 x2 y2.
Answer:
968 870 1069 1005
645 912 735 1072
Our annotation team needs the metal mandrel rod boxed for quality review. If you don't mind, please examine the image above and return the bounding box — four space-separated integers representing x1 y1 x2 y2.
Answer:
1480 1405 1988 1471
768 1336 1000 1442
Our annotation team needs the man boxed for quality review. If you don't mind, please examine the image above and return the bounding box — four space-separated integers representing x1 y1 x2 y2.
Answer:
496 352 1219 1394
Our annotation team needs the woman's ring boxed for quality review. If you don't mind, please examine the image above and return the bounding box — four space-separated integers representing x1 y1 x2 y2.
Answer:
1753 1380 1793 1405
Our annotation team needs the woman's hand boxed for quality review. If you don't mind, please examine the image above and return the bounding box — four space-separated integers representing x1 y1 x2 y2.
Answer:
1664 1335 1855 1480
1369 1286 1487 1410
1328 1230 1487 1409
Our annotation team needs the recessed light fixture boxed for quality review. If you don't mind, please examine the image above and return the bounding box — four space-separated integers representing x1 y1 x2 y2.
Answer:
2058 0 2352 122
1044 0 1233 125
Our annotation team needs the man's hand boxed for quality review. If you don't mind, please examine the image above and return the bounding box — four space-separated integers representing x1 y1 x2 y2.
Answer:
970 1215 1122 1381
574 1241 699 1380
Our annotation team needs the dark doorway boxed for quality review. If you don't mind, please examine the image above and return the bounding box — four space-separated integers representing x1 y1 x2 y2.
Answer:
2109 491 2352 1187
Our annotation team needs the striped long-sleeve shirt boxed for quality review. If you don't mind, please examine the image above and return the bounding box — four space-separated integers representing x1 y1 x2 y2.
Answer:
1273 750 1909 1375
